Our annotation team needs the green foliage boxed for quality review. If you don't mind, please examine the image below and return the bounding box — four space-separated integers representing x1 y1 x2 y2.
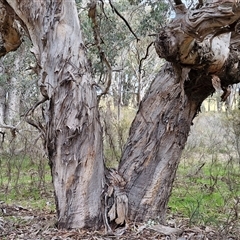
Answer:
79 0 168 106
169 111 240 233
169 160 240 227
137 1 169 35
100 103 136 168
222 109 240 163
0 153 53 211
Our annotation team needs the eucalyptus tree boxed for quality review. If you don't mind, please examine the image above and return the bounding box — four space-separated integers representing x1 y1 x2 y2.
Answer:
119 0 240 222
0 0 104 229
0 0 240 231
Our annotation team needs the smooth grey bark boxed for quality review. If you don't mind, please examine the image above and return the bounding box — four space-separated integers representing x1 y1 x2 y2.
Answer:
6 55 20 125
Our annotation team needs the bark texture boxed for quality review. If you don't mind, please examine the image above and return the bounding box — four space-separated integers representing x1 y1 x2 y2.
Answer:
118 64 204 222
3 0 105 229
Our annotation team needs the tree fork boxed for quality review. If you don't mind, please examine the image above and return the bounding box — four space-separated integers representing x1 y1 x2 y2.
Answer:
1 0 240 230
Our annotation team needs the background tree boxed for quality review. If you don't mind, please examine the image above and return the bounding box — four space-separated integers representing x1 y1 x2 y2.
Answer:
80 0 168 106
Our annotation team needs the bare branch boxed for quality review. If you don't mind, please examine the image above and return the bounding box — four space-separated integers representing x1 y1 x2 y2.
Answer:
88 0 112 99
108 0 140 42
25 117 45 136
139 41 154 74
98 54 112 99
0 122 16 131
23 97 48 117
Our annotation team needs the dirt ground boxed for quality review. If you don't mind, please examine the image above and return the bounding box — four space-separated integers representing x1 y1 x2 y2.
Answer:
0 203 239 240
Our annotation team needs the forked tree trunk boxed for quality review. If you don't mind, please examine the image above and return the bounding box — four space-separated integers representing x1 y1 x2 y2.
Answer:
4 0 105 229
1 0 240 231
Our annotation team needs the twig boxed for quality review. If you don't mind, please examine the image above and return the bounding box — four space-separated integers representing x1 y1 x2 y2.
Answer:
25 117 45 136
99 0 108 20
88 1 112 99
108 0 140 42
23 97 48 117
139 41 154 74
0 123 16 130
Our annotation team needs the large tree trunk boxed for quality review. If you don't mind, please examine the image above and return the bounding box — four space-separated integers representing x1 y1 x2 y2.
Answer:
118 64 209 222
119 0 240 223
4 0 105 229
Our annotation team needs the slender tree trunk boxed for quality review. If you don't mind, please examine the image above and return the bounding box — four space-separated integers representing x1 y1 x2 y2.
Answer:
0 87 5 123
0 87 6 125
5 0 105 229
6 75 20 124
6 55 20 125
0 61 6 124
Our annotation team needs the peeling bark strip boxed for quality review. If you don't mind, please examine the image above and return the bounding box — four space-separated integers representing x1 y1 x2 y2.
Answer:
3 0 105 229
104 169 128 233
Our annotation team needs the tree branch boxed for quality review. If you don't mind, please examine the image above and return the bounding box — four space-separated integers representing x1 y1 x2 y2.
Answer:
88 0 112 99
23 97 48 117
109 0 140 42
139 41 154 74
25 117 45 136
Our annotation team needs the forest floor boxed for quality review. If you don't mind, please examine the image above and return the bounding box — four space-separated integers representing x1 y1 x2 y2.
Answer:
0 203 238 240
